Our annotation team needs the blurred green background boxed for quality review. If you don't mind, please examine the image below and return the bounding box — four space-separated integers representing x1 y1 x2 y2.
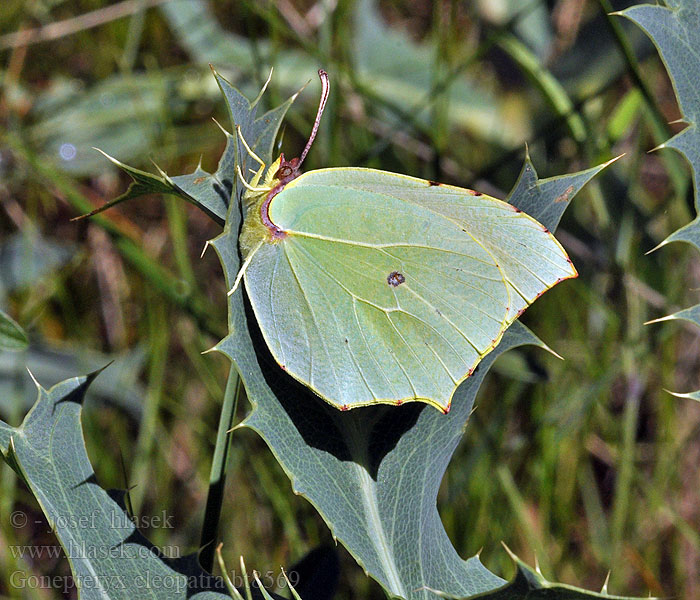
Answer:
1 0 699 598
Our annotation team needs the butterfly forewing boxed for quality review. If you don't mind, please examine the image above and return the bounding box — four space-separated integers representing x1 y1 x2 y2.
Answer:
243 176 522 411
285 168 577 321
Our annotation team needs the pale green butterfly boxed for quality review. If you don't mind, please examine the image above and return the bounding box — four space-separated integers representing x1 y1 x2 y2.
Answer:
231 70 576 413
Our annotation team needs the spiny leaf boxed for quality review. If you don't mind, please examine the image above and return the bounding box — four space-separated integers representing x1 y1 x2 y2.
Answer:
74 150 182 220
620 0 700 396
428 548 642 599
507 152 621 231
0 371 233 598
0 371 291 599
646 304 700 329
210 67 300 212
619 0 700 248
78 143 231 224
81 70 295 225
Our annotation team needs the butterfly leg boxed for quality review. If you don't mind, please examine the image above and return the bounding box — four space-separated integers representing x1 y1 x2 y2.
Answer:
228 240 263 296
236 165 270 193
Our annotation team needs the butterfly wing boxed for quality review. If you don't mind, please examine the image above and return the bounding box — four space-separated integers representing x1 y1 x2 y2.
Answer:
243 168 575 411
294 168 577 320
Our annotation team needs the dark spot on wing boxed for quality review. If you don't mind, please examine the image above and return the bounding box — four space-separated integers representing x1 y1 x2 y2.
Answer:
387 271 406 287
428 180 441 187
473 191 482 196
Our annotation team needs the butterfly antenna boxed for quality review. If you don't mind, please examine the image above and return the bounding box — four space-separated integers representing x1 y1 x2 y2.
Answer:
297 69 329 168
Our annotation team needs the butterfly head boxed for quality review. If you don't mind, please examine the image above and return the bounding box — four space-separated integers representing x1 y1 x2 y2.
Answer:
273 154 301 184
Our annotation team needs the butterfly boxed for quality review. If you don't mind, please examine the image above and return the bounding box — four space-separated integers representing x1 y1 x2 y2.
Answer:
231 70 576 413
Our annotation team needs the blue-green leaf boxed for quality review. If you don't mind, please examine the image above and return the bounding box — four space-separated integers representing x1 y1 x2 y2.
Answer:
0 372 233 599
621 0 700 396
620 1 700 237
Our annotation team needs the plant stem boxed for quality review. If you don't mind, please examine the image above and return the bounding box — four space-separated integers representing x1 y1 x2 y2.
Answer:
200 364 241 572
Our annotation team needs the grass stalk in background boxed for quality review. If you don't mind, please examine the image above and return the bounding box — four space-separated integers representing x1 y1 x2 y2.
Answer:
130 287 170 511
200 365 241 573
